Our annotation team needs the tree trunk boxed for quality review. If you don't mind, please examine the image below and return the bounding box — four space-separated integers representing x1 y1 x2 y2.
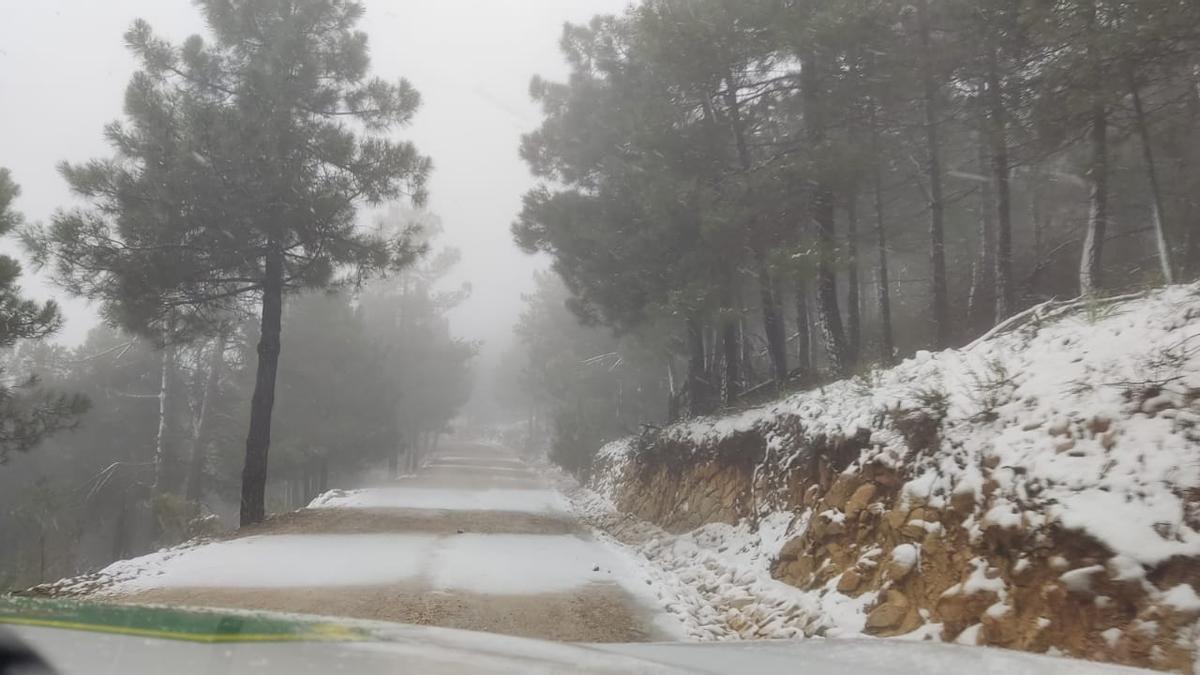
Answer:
38 531 46 583
987 49 1014 322
685 313 711 417
112 497 128 561
721 70 788 389
1128 66 1174 284
845 195 861 367
794 276 812 374
1079 101 1109 296
917 0 949 347
152 345 178 498
240 245 284 527
185 333 225 503
802 46 850 377
666 360 679 423
869 104 895 364
1185 67 1200 277
813 186 850 377
721 287 741 405
1079 0 1108 297
302 463 313 505
1029 177 1046 261
755 251 788 386
526 403 535 451
738 312 756 387
969 129 996 333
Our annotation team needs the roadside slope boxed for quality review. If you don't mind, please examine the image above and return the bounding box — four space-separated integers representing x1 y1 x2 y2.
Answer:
585 284 1200 671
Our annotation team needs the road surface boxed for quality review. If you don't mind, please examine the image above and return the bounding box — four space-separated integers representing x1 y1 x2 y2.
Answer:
99 441 676 643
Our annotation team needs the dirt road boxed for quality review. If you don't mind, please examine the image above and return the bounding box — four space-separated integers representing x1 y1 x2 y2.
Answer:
104 442 675 643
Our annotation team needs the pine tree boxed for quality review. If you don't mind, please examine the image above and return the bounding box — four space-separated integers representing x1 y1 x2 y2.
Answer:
25 0 429 525
0 169 89 463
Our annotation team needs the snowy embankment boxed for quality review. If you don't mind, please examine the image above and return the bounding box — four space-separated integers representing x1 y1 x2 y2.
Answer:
578 284 1200 671
555 477 870 641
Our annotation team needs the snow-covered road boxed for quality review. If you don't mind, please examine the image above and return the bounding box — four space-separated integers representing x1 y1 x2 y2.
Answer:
60 442 682 643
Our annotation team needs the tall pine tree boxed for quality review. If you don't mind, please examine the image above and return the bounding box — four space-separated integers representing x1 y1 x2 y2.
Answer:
25 0 429 525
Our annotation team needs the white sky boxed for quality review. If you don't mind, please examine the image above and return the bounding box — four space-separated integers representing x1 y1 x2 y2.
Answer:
0 0 627 364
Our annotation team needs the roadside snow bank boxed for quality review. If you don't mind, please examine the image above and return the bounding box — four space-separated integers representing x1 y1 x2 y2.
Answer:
553 472 874 641
585 284 1200 672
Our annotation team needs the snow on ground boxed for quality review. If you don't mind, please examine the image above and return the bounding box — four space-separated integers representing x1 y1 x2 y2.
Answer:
595 284 1200 578
431 455 527 465
549 472 875 642
69 535 434 593
423 463 534 475
58 528 674 604
308 487 569 513
432 533 651 595
594 638 1146 674
552 284 1200 665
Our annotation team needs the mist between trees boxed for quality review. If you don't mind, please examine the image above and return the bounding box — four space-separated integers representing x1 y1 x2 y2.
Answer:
499 0 1200 476
0 1 474 590
0 207 474 590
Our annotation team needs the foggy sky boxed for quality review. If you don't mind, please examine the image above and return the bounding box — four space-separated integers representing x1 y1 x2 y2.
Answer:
0 0 627 368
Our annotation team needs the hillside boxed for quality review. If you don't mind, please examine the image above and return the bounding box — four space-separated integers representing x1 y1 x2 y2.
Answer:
578 284 1200 672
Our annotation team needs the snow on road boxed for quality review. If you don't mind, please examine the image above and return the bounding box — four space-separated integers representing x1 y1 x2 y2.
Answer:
90 534 433 591
39 443 685 642
82 531 656 599
432 534 649 595
62 460 667 626
308 487 569 513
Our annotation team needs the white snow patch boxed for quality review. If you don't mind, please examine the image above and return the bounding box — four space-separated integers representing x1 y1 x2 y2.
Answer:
1060 566 1105 594
943 559 1006 598
1100 627 1123 648
1161 584 1200 613
890 544 920 576
981 501 1022 530
93 534 433 592
1051 490 1200 566
1105 555 1145 583
430 534 648 595
308 487 569 514
985 601 1011 619
954 624 981 645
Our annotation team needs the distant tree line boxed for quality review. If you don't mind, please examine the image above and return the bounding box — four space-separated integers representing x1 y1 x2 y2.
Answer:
501 272 669 477
0 220 473 589
513 0 1200 443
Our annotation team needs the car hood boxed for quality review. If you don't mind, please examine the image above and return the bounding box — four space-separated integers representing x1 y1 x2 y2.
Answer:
0 597 1145 674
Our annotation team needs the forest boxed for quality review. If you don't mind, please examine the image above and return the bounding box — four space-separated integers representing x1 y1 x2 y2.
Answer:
0 2 473 589
505 0 1200 476
1 0 1199 602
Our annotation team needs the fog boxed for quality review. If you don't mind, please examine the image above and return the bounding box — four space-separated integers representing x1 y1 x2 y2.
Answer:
0 0 627 368
3 2 1199 666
